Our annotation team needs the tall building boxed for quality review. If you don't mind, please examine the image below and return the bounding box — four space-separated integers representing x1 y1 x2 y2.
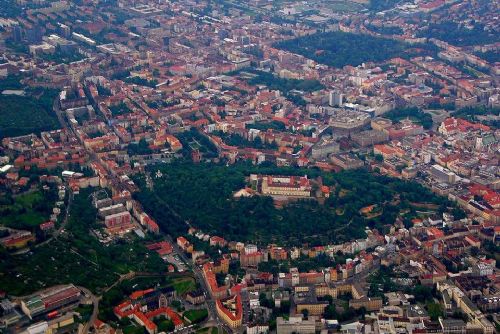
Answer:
25 26 43 43
329 90 343 107
11 25 23 43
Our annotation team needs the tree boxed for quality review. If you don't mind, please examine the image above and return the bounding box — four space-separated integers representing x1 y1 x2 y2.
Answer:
412 285 433 302
427 302 444 321
324 304 337 319
470 247 480 257
259 292 274 308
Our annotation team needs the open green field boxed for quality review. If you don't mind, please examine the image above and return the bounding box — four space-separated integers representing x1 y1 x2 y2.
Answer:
184 309 208 323
0 190 57 230
172 276 197 295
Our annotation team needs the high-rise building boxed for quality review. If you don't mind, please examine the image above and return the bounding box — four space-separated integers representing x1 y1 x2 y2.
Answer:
11 25 23 43
329 90 343 107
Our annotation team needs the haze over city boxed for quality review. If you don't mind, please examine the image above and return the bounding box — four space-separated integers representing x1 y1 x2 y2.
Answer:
0 0 498 334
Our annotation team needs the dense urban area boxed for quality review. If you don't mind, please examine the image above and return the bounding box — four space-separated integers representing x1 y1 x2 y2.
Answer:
0 0 498 333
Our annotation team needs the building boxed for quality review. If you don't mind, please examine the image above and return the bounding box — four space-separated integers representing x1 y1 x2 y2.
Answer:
247 324 270 334
349 297 383 312
104 211 132 231
216 294 243 328
21 285 81 319
439 318 466 334
295 300 328 316
276 316 316 334
0 231 35 249
240 251 264 267
329 109 371 134
186 290 205 305
371 118 392 131
257 175 312 197
177 236 192 252
329 90 344 107
330 153 364 170
98 204 126 218
430 165 457 184
351 130 389 147
245 244 258 255
212 257 230 274
310 137 340 159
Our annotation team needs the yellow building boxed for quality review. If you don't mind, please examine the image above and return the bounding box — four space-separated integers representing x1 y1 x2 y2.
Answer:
259 175 312 197
216 295 242 328
349 297 383 312
296 302 328 316
212 258 229 274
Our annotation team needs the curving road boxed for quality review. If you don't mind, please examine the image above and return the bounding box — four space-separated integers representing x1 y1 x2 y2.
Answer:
78 286 100 334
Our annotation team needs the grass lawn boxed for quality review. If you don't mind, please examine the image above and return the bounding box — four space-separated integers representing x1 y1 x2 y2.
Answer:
172 277 197 295
0 190 56 229
184 309 208 324
122 324 144 334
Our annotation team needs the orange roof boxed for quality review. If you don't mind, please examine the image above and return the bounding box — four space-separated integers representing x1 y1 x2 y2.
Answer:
130 288 154 300
216 294 242 322
134 311 156 331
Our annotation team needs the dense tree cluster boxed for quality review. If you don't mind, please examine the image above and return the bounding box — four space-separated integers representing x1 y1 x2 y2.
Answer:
135 162 456 246
368 0 400 11
127 138 153 156
385 107 433 129
213 130 278 150
123 76 158 88
0 77 59 139
273 32 436 68
365 24 403 35
0 188 57 230
247 120 286 131
247 70 324 93
452 106 500 128
177 128 219 158
109 102 132 116
418 21 499 46
475 51 500 64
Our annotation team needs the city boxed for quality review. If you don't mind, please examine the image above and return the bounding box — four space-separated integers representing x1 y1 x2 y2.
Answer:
0 0 498 333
